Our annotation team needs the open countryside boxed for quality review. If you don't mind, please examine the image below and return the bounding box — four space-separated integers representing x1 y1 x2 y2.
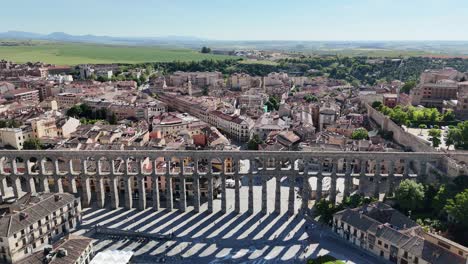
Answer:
0 41 233 65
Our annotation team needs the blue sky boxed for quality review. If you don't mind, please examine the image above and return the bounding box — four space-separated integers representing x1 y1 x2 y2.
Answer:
2 0 468 40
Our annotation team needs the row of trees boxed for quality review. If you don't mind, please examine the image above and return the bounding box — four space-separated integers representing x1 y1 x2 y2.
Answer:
372 101 468 150
0 119 21 129
280 56 468 85
115 56 468 87
66 104 117 124
92 74 147 86
373 101 457 127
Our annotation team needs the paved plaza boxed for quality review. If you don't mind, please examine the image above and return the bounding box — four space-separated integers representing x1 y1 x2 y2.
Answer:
74 178 385 263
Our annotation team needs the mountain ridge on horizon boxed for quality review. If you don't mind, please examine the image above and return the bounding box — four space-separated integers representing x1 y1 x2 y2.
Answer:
2 30 468 55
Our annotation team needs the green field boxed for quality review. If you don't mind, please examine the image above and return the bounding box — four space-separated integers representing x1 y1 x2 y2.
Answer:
0 41 233 65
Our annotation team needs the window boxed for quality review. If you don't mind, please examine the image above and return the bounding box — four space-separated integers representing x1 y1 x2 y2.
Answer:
437 241 451 250
378 240 382 245
384 244 388 249
414 257 419 264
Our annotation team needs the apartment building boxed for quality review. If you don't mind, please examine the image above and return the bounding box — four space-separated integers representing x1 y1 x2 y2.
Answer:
411 68 463 107
56 93 81 109
333 202 466 264
3 88 40 104
152 112 205 137
228 73 261 91
208 111 253 142
0 128 29 150
168 71 224 89
0 193 82 263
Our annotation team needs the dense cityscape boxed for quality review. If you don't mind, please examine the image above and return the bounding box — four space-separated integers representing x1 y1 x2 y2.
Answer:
1 1 468 264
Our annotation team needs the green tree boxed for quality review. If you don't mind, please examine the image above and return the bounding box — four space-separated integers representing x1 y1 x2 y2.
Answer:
23 138 42 150
96 76 108 82
303 94 318 103
401 80 416 94
395 179 425 212
314 199 340 225
247 134 263 150
433 184 451 214
0 120 20 128
418 124 427 135
109 113 118 125
442 110 456 122
201 46 211 53
351 128 368 140
139 74 147 84
202 86 209 96
341 194 376 208
446 121 468 150
445 189 468 227
66 105 82 118
265 96 280 112
371 101 382 109
428 128 441 148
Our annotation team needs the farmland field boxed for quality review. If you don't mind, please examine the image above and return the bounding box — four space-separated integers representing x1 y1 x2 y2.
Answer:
0 41 233 65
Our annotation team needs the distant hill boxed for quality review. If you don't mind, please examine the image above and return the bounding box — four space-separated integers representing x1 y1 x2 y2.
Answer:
0 31 207 47
2 31 468 56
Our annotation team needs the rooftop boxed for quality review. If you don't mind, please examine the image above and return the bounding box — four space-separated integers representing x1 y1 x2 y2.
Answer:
17 235 93 264
0 193 78 237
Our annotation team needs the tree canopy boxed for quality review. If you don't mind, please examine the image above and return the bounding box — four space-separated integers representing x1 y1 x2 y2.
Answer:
428 128 441 148
395 179 425 212
0 119 20 128
446 121 468 150
66 103 110 122
247 134 263 150
400 80 416 94
445 189 468 227
303 94 318 103
23 138 42 150
378 105 457 128
201 47 211 54
351 128 369 140
265 96 280 112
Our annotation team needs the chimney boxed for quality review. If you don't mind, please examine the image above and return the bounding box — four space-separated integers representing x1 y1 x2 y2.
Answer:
19 212 29 220
43 245 53 255
57 248 68 257
54 194 62 202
